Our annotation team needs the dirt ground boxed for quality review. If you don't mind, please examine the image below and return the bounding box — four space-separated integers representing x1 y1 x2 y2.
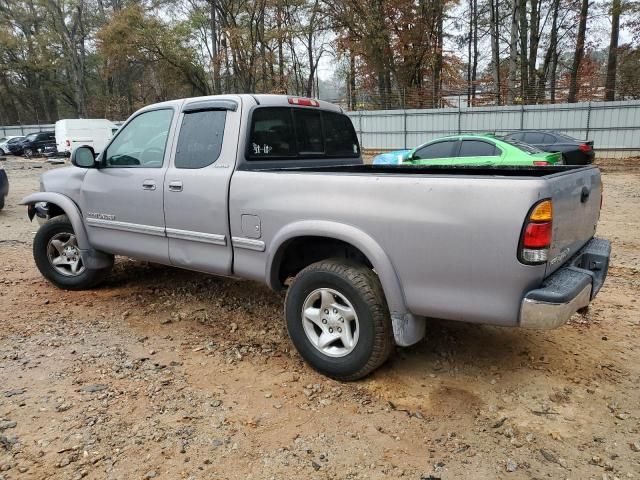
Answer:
0 156 638 480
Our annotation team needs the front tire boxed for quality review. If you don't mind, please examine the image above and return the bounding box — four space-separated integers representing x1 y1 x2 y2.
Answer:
33 215 112 290
285 259 394 381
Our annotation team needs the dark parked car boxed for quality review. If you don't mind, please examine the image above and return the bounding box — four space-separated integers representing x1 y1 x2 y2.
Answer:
504 131 594 165
0 136 25 156
0 162 8 210
10 131 56 157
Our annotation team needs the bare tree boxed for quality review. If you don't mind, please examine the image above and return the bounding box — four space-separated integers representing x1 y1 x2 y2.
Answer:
506 0 518 104
567 0 588 103
489 0 501 104
604 0 622 101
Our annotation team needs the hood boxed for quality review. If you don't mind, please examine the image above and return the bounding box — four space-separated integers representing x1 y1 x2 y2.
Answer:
40 166 86 204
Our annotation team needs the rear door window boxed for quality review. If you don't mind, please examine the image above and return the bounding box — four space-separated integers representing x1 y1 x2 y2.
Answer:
174 110 226 169
459 140 498 157
413 140 457 160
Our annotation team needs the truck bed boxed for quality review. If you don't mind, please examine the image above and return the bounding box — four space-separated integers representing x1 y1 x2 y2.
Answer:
257 164 594 177
230 162 602 327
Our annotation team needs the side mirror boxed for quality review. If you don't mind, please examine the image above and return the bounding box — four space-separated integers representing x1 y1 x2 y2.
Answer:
71 146 96 168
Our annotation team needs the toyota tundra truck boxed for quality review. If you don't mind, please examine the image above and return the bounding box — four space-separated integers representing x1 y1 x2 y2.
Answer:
21 94 610 380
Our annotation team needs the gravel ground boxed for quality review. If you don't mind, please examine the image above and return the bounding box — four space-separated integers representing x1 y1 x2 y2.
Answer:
0 156 638 480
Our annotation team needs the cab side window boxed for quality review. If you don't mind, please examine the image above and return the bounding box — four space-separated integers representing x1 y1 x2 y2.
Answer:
413 140 457 160
174 110 226 169
104 109 173 168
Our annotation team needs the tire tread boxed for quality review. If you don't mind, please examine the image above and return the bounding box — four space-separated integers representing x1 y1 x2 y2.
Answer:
288 258 394 381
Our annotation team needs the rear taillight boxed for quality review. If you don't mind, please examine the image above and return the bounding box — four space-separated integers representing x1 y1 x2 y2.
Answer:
288 97 319 107
533 160 549 166
519 199 553 264
578 143 592 152
65 139 70 147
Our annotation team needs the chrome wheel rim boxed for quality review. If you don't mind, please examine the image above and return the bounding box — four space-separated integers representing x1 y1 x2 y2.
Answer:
47 232 85 276
301 288 359 358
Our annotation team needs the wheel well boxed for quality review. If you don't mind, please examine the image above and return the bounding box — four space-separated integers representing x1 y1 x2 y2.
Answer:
273 236 374 288
48 203 65 219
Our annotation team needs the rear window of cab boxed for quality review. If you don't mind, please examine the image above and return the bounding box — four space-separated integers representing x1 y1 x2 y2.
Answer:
248 107 360 160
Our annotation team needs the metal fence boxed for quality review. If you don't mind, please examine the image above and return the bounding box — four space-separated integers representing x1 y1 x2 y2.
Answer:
2 100 639 157
0 124 56 136
346 100 640 157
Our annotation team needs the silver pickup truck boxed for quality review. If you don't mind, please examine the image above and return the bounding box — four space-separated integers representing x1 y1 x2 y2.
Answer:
21 94 610 380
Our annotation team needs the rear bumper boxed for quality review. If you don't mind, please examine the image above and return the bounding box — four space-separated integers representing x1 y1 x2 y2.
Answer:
519 237 610 329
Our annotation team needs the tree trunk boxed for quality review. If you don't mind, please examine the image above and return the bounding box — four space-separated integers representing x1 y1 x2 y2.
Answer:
604 0 621 101
277 2 285 93
467 0 479 105
432 0 443 108
306 30 315 97
518 0 528 102
210 0 221 93
467 0 473 104
489 0 501 104
472 0 478 104
550 47 559 102
507 0 519 104
349 52 357 110
536 0 559 102
528 0 541 103
567 0 588 103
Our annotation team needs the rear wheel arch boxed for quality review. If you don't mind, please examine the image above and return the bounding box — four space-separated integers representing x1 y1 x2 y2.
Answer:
267 221 407 315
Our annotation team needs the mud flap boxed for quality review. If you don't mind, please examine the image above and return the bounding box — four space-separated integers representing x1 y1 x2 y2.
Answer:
391 313 426 347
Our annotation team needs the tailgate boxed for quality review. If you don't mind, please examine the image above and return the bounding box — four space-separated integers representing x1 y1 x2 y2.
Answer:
545 166 602 275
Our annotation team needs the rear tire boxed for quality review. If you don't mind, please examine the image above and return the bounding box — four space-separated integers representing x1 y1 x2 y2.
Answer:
33 215 112 290
0 196 4 210
285 259 394 381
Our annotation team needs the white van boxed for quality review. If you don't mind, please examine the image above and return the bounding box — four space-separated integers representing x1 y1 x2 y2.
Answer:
55 119 118 156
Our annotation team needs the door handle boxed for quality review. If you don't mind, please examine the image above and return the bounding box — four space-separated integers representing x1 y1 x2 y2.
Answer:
168 180 183 192
581 186 590 203
142 179 156 191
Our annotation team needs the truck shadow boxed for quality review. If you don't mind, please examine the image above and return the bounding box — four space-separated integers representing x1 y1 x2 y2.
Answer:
102 259 569 392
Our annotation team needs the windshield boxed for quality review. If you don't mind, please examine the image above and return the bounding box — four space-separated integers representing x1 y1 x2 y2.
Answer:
26 133 38 141
497 137 543 154
8 137 24 144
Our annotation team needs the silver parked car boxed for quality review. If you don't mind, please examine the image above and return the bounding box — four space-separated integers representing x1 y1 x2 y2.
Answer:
21 94 610 380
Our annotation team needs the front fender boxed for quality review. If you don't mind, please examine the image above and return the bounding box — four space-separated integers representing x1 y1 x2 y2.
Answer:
20 192 90 250
267 220 407 316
